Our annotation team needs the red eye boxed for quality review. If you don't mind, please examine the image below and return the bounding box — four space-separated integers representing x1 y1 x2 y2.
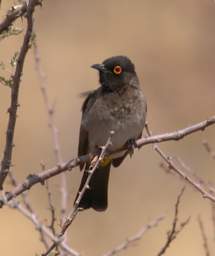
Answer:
113 65 122 75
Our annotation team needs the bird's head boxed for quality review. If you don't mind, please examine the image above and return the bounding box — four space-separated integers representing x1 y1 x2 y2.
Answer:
91 56 139 92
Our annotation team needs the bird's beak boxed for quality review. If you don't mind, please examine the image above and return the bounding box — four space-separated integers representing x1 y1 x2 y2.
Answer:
91 63 106 72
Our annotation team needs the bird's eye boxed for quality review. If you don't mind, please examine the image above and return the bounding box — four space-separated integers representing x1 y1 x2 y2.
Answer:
113 65 122 75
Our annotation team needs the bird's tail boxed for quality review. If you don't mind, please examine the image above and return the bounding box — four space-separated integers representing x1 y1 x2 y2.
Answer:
75 162 111 211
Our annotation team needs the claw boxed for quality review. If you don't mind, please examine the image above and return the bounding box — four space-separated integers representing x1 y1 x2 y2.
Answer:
126 138 137 157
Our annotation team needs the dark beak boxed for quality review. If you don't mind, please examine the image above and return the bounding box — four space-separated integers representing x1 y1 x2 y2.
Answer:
91 63 106 72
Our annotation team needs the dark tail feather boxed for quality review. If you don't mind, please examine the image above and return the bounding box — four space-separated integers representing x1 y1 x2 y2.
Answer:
75 163 111 211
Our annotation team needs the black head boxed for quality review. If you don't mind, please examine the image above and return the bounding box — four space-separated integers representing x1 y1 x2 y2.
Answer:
91 56 139 92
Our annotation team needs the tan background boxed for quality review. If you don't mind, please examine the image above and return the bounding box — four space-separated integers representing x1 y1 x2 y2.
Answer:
0 0 215 255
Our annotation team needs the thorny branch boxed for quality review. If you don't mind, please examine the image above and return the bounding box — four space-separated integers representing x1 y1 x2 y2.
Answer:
0 157 81 206
8 171 49 249
135 115 215 148
0 1 41 34
0 115 215 206
202 140 215 160
33 37 68 243
157 188 190 256
42 134 113 256
0 0 40 189
44 180 60 255
8 171 33 212
102 216 165 256
144 123 215 204
3 172 78 255
45 181 57 236
4 198 79 256
211 203 215 241
198 216 211 256
33 39 64 165
154 146 215 203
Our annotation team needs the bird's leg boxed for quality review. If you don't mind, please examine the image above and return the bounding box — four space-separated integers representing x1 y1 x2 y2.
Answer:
125 138 137 157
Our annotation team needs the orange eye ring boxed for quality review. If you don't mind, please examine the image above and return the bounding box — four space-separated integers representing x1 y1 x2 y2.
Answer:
113 65 122 75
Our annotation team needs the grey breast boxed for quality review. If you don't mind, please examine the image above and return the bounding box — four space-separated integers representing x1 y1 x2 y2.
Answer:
83 87 147 152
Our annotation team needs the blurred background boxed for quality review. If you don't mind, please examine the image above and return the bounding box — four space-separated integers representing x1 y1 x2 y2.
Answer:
0 0 215 255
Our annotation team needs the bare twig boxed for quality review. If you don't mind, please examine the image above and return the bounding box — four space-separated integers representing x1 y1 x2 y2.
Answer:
135 115 215 148
0 0 39 189
144 123 215 204
102 215 165 256
45 181 57 235
44 181 60 255
64 133 113 230
159 162 172 175
33 37 67 228
8 171 33 212
1 115 215 206
0 158 82 206
157 188 190 256
0 3 27 34
8 172 49 249
33 38 68 252
154 146 215 203
211 203 215 241
3 173 73 253
198 216 210 256
176 157 215 196
33 39 63 165
5 198 79 256
202 140 215 160
42 134 113 256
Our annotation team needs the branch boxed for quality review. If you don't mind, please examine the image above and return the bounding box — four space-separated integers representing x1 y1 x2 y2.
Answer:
0 1 40 34
0 158 82 206
102 215 165 256
0 0 39 189
1 115 215 206
211 203 215 241
42 134 113 256
4 198 79 256
135 115 215 148
157 187 190 256
5 171 77 254
144 123 215 204
202 140 215 160
33 39 69 255
8 171 49 249
33 38 63 165
33 38 68 225
45 181 57 236
0 3 27 34
198 216 210 256
154 145 215 203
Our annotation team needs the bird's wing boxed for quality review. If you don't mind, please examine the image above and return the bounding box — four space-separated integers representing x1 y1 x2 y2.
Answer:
78 89 99 170
81 88 98 113
78 125 89 170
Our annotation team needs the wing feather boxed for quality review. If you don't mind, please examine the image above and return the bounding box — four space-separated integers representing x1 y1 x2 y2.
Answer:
78 89 99 170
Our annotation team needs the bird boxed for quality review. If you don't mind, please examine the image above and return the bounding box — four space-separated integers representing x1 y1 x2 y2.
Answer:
75 55 147 211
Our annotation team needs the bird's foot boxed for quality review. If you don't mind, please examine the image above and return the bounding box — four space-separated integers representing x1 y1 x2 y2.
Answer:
126 138 137 157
